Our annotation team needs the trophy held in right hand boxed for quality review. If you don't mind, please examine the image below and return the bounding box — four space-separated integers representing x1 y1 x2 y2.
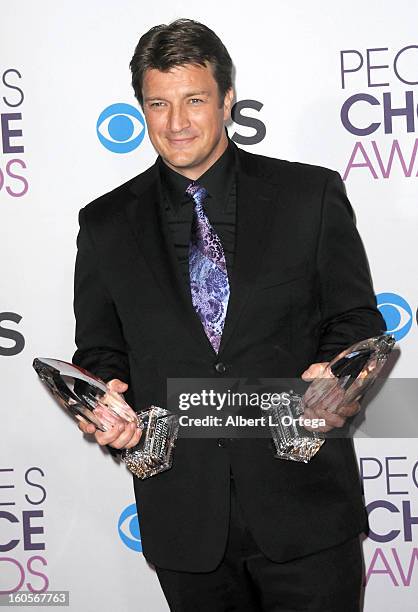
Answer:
32 357 179 479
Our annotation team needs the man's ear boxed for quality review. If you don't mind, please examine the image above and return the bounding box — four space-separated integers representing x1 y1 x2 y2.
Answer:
223 87 234 120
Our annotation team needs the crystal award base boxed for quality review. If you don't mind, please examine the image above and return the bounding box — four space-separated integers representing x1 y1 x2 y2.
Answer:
33 357 179 479
266 334 395 463
120 406 178 479
267 391 325 463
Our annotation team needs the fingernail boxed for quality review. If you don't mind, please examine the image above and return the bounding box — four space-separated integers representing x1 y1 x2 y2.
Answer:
118 424 124 431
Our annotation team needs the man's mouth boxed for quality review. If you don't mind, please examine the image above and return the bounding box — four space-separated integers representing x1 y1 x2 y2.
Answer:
168 136 197 146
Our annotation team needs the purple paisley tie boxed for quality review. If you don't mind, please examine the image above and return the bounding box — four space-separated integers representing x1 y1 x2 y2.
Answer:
186 182 230 353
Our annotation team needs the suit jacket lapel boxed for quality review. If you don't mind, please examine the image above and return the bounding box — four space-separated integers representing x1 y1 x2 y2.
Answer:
218 146 280 355
125 161 215 356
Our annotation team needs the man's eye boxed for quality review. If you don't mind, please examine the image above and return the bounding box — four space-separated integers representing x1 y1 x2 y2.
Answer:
189 98 203 104
150 102 164 108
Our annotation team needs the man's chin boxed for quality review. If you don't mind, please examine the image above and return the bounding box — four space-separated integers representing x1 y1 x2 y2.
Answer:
162 152 202 170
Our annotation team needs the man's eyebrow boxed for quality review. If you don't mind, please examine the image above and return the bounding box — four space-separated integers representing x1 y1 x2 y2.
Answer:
144 90 211 102
144 97 166 102
184 90 211 97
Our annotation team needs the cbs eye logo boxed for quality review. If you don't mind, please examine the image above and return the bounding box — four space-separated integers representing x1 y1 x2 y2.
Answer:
117 503 142 552
97 103 146 153
376 292 412 341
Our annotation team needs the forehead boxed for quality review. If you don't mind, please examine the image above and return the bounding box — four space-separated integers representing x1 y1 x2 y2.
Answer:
142 62 217 92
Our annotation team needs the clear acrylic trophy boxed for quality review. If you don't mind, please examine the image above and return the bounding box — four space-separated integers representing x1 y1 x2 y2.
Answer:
32 358 179 479
266 334 395 463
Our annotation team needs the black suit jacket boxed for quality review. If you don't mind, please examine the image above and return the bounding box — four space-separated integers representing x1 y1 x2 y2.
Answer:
72 141 385 571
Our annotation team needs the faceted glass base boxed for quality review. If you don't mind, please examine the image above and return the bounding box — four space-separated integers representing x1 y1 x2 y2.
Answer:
272 437 325 463
121 407 179 479
267 395 324 463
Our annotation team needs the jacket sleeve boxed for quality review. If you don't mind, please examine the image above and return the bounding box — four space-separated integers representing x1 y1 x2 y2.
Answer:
315 171 386 362
72 207 130 385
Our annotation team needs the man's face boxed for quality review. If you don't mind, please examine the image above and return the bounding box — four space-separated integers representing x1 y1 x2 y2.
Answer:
142 62 233 179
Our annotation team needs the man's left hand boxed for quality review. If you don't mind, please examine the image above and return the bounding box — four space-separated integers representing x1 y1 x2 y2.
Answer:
301 362 360 432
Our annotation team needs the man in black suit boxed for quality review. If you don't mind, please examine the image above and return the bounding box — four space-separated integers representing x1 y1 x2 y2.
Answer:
73 18 385 611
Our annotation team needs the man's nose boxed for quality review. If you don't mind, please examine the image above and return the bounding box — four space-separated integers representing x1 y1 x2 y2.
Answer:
167 104 191 132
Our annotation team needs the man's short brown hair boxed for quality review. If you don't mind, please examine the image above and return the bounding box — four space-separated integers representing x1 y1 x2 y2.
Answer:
130 18 233 107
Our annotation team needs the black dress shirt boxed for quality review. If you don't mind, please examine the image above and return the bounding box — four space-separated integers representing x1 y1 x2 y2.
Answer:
158 135 237 281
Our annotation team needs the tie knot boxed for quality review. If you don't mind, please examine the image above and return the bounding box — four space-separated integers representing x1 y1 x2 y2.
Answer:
185 181 208 204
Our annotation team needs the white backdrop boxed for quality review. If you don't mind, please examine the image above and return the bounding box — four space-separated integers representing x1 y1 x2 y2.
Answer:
1 1 417 610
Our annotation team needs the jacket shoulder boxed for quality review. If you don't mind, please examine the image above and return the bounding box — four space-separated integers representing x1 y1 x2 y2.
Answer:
238 146 339 186
236 146 352 217
79 163 155 223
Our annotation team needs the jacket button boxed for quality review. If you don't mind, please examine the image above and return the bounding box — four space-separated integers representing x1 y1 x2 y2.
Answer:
214 362 227 374
217 439 226 447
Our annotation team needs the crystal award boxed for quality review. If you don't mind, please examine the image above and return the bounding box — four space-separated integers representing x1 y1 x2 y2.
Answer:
266 334 395 463
32 357 179 479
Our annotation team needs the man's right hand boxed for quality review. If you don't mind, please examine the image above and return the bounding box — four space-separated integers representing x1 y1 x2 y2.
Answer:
77 379 142 449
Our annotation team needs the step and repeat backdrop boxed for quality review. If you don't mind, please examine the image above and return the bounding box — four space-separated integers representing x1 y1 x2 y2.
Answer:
1 1 417 610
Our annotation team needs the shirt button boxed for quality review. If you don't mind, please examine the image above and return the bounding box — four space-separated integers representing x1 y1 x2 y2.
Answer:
217 439 226 448
214 362 227 374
